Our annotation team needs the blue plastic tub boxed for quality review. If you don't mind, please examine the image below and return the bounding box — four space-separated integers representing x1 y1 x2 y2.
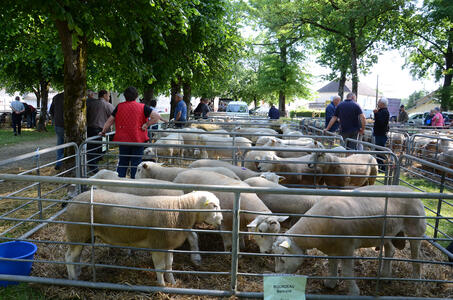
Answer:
0 241 37 287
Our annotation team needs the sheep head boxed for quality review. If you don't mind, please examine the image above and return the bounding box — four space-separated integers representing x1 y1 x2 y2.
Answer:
272 236 305 274
193 191 222 227
260 172 285 184
257 153 277 172
247 215 289 253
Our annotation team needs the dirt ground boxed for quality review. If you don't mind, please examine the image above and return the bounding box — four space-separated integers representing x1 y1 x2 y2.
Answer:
0 136 56 171
26 220 453 300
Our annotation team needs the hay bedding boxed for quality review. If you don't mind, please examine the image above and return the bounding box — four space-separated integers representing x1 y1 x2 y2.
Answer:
25 222 452 299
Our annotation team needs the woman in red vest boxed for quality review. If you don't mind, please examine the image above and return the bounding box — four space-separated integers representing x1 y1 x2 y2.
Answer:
101 86 160 178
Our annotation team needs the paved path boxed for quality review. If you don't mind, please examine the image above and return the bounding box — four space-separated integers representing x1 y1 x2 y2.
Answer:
0 136 57 171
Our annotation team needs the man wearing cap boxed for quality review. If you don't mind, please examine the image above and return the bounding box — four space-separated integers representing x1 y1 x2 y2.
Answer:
174 93 187 128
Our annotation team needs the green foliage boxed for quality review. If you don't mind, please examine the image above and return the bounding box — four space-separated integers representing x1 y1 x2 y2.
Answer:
289 110 325 118
406 90 427 109
0 11 63 96
401 0 453 109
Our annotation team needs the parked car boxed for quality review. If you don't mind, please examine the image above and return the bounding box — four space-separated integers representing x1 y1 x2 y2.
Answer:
408 112 428 125
226 101 249 116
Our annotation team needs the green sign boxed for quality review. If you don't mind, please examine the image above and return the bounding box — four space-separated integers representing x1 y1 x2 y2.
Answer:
264 275 307 300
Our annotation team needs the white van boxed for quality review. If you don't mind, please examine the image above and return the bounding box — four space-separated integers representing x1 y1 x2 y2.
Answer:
226 101 249 116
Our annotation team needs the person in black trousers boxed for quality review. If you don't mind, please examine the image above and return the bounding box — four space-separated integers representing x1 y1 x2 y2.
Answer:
373 98 390 172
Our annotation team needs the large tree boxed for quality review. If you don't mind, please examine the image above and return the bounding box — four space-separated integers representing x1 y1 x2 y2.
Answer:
0 10 63 131
402 0 452 110
248 0 312 115
291 0 404 96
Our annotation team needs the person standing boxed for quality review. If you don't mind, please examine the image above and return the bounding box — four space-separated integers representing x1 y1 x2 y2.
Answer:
268 103 280 120
174 93 187 128
10 96 25 136
325 95 341 132
49 92 64 170
373 98 390 171
325 92 365 149
193 98 211 119
398 105 408 123
100 86 161 179
431 107 444 127
86 89 114 172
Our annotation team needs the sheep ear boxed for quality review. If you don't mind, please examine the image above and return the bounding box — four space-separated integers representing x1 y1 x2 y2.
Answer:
142 162 148 169
278 176 286 183
277 216 289 222
204 199 210 207
158 162 164 166
247 218 259 228
279 240 291 249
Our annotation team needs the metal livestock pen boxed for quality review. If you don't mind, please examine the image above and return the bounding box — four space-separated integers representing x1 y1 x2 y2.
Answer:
0 129 451 298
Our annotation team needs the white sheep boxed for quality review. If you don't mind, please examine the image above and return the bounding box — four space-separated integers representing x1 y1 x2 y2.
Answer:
136 161 241 181
272 185 426 295
173 169 288 253
198 135 252 159
243 150 275 171
244 176 319 214
89 169 205 265
135 162 187 182
147 133 184 164
65 190 222 286
257 153 323 187
189 159 260 180
90 169 183 196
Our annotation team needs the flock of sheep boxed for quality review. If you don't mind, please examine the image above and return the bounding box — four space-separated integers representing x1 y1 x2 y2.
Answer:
65 121 429 295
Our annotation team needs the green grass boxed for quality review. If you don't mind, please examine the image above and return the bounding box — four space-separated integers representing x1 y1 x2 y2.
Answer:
398 174 453 247
0 283 48 300
0 126 55 148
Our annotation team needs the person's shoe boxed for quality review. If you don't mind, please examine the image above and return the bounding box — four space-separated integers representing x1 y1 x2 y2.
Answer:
54 165 61 171
14 133 17 136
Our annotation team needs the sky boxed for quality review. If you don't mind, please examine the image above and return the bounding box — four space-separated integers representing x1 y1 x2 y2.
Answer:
310 49 440 100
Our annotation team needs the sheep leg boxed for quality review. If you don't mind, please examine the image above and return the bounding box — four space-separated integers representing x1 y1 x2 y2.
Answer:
382 243 395 278
324 258 338 289
65 245 83 280
187 232 202 266
221 224 233 252
341 257 360 295
164 252 176 285
151 252 167 286
409 240 422 279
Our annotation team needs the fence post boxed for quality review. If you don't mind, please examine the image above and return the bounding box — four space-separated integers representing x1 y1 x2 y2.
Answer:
35 148 43 219
434 172 446 239
230 192 241 295
374 195 390 296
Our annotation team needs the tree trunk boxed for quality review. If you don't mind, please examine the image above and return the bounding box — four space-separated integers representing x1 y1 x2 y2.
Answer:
55 19 87 167
253 95 257 108
441 27 452 110
142 83 154 106
183 81 191 120
279 41 287 116
349 20 359 96
170 79 181 121
338 69 347 100
37 80 49 132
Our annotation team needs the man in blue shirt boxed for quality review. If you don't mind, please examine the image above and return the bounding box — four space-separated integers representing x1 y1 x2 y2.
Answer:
174 93 187 128
325 95 341 132
325 92 365 149
268 104 280 119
